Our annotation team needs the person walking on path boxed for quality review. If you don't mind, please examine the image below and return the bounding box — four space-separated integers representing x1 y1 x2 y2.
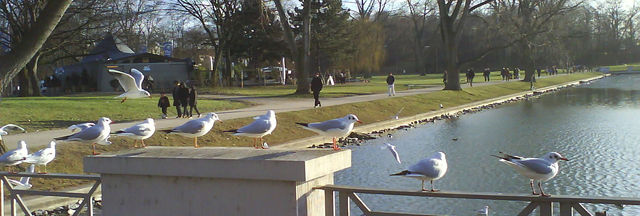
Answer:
537 68 542 77
311 73 323 108
514 68 520 79
158 92 170 119
443 70 447 85
188 86 201 118
483 68 490 82
172 81 182 118
466 68 475 87
179 82 190 118
386 73 396 96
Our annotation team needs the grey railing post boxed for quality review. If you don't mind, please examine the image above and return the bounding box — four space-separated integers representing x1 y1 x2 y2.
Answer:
339 191 350 216
559 202 573 216
1 179 4 216
538 201 553 216
10 196 15 216
325 189 335 216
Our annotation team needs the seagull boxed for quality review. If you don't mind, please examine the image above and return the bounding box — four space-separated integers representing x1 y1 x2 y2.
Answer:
475 206 489 216
383 143 401 164
8 164 34 190
224 110 276 149
112 118 155 148
67 123 94 133
0 124 26 136
107 68 151 103
55 117 112 155
24 141 56 174
492 152 568 197
391 152 447 192
296 114 362 150
0 141 28 173
391 107 404 120
161 112 221 148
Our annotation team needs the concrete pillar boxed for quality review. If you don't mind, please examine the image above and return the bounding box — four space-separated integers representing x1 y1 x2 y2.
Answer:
84 147 351 216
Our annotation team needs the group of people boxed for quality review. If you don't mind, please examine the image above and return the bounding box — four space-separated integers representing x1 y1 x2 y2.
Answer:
500 68 520 81
157 81 200 119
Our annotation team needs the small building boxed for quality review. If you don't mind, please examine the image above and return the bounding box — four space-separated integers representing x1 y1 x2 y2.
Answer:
55 34 193 92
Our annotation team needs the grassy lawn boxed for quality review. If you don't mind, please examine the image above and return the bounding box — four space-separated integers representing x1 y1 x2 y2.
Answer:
200 71 560 98
604 63 640 71
18 72 602 191
0 94 251 132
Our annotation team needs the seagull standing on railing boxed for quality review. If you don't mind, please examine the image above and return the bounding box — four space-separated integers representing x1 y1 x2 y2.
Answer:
224 110 276 149
491 152 568 197
55 117 112 155
107 68 151 103
112 118 155 148
0 141 28 173
8 164 34 190
24 141 56 174
296 114 362 150
391 152 447 192
161 113 221 148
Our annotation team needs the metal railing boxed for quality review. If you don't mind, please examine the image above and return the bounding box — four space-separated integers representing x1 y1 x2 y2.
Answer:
317 185 640 216
0 172 101 216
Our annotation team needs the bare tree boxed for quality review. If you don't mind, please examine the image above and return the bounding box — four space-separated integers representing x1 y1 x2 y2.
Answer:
273 0 312 94
0 0 73 96
406 0 435 74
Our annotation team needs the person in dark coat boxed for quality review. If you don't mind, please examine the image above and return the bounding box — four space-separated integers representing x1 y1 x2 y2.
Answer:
386 73 395 96
483 68 490 82
188 86 200 117
179 82 190 118
466 68 475 87
158 92 170 119
172 81 182 118
311 73 323 108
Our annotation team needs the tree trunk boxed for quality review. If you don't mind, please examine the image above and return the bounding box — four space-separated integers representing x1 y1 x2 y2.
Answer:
0 0 73 95
295 0 312 94
28 53 42 96
442 21 461 90
520 42 536 82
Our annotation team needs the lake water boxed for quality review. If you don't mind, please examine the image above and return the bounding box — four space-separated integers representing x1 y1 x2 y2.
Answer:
335 74 640 216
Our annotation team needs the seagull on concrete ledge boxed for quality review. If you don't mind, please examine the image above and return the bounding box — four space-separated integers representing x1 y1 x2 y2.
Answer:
492 151 568 197
24 141 56 174
55 117 112 155
0 141 28 173
296 114 362 150
224 110 276 149
162 113 221 148
107 68 151 103
112 118 155 148
391 152 447 192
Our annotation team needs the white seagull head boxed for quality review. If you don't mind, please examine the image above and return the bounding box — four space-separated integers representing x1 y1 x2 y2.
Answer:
145 118 155 125
543 152 569 163
138 90 151 98
344 114 362 124
432 151 446 160
266 110 276 119
205 113 220 121
98 117 113 126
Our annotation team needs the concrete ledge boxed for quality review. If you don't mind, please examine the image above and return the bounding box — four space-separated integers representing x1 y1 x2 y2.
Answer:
84 147 351 182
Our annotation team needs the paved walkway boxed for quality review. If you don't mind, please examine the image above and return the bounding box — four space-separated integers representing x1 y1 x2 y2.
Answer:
1 78 539 149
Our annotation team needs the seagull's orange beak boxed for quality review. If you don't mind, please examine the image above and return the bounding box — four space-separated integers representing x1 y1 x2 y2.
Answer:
357 120 363 124
560 157 569 161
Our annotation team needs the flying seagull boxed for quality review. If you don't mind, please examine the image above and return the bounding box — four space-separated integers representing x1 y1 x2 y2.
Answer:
162 113 221 148
383 143 401 164
8 164 34 190
492 151 568 197
112 118 155 148
107 68 151 103
55 117 112 155
391 152 448 192
24 141 56 173
296 114 362 150
224 110 276 149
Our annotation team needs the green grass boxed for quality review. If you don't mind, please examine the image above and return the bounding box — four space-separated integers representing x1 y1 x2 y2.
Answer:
200 71 558 98
0 94 251 132
14 72 602 192
604 63 640 72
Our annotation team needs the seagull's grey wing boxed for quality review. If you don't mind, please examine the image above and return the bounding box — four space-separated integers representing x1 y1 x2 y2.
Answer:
173 120 205 134
0 124 25 132
68 123 94 132
408 158 440 178
130 68 145 89
309 119 345 131
108 69 137 92
237 119 270 134
69 126 102 141
122 124 153 136
516 158 553 174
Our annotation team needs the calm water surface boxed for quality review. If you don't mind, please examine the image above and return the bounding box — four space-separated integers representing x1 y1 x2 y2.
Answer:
335 74 640 216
